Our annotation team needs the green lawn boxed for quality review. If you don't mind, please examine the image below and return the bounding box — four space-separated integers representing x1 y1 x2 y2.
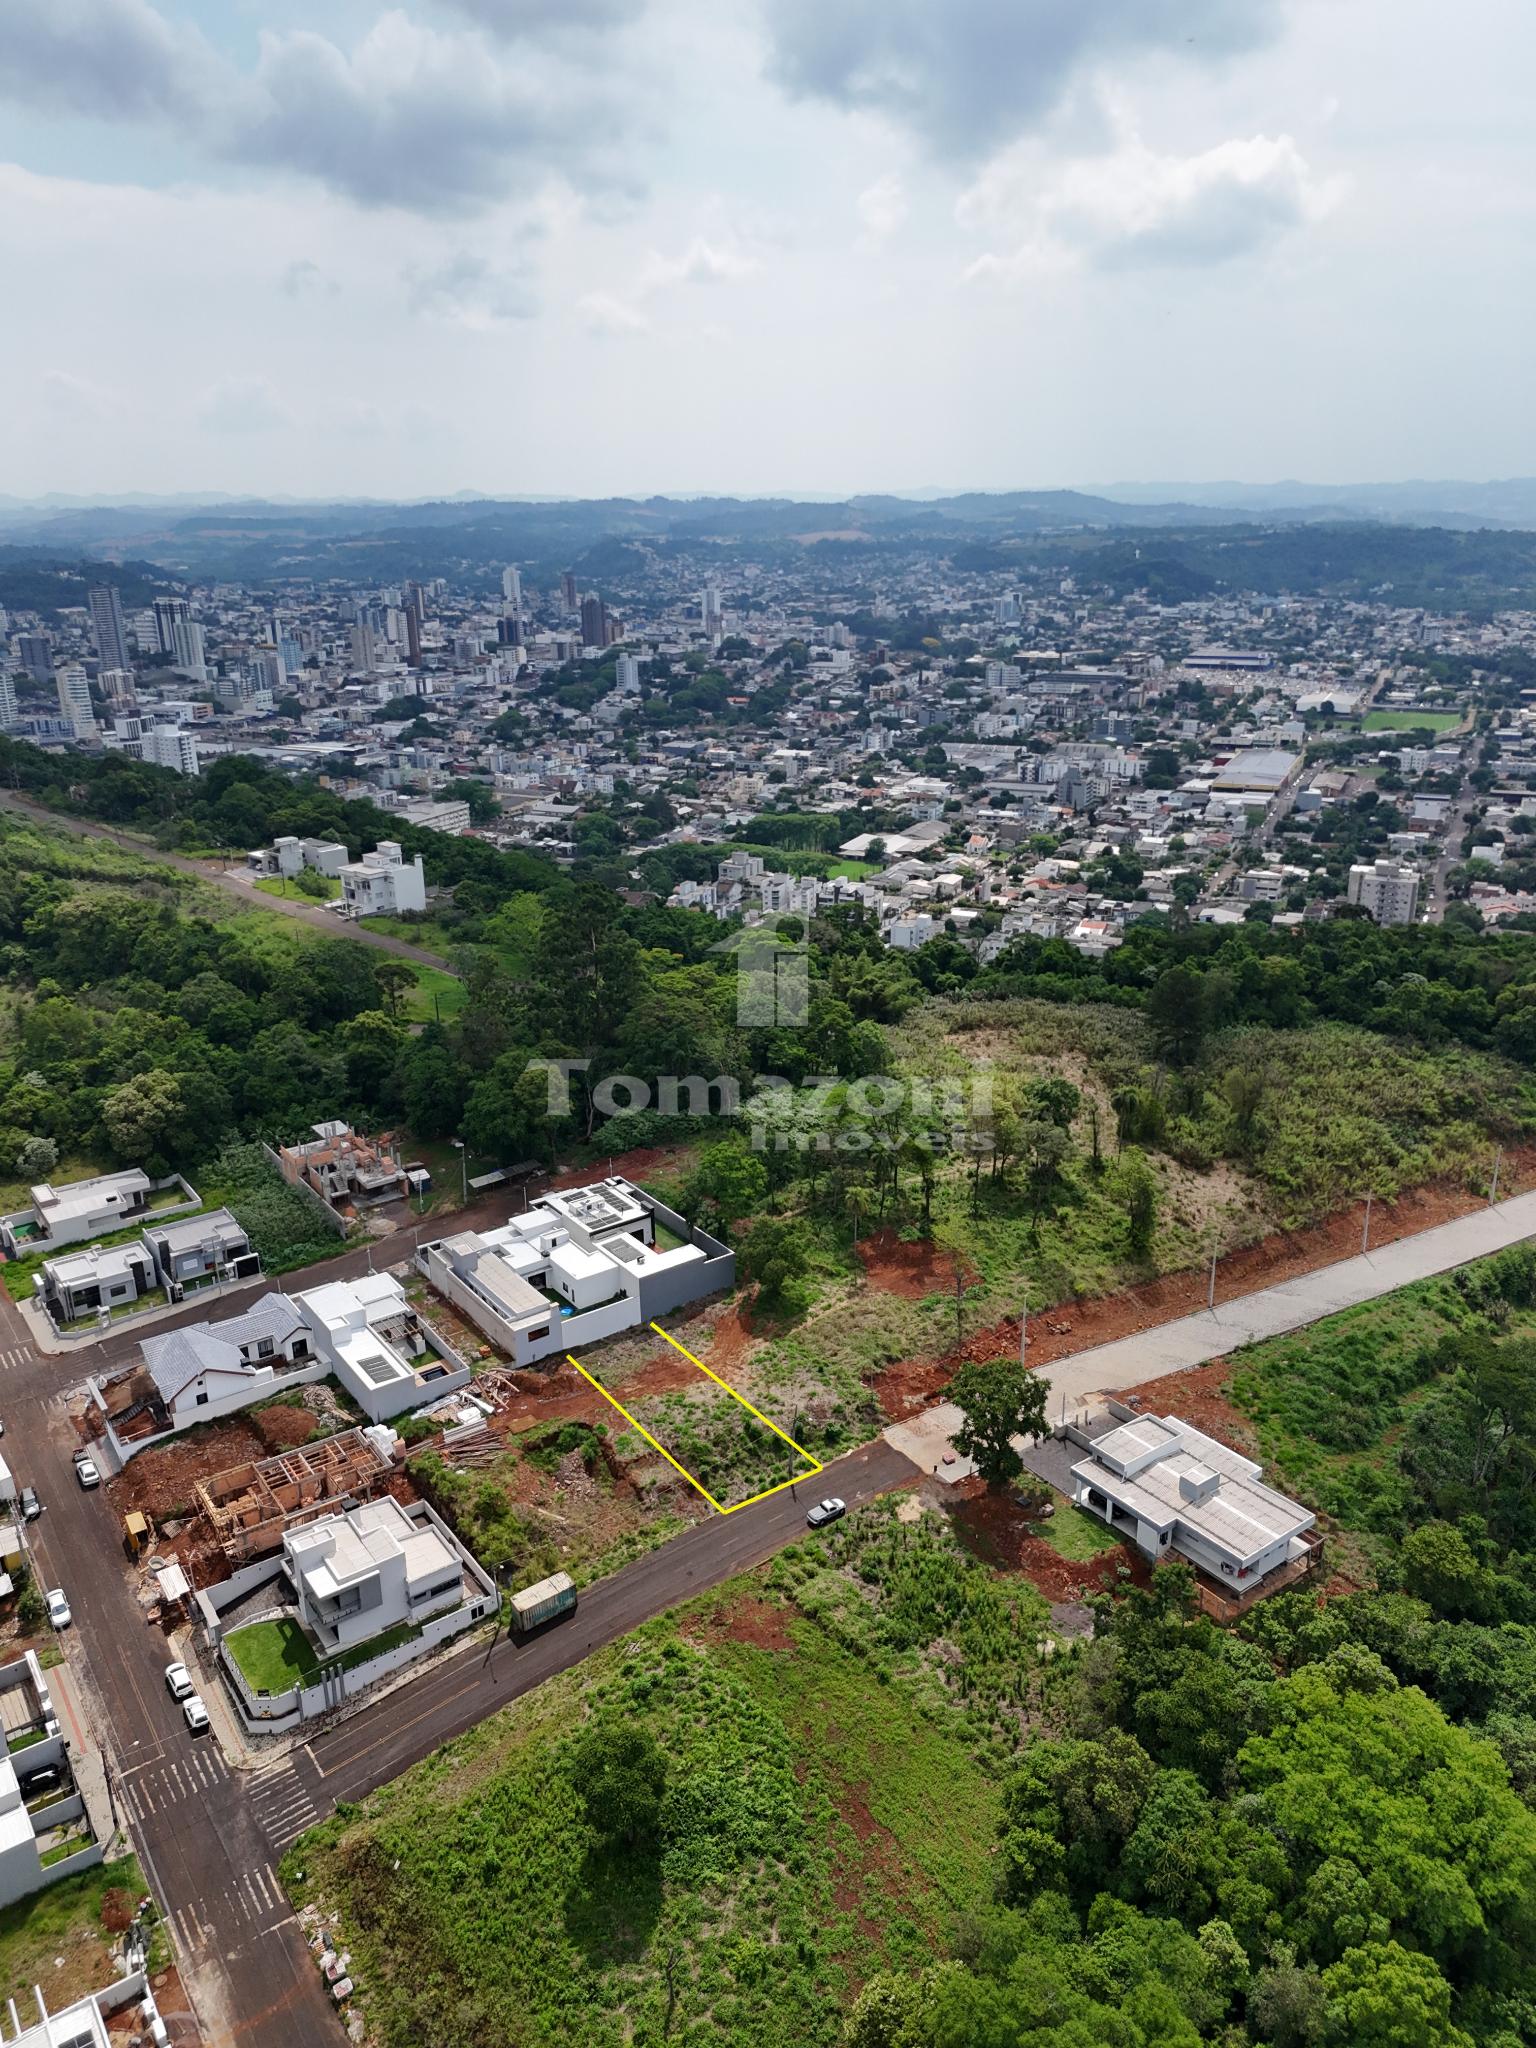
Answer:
227 1615 423 1694
824 858 880 880
254 873 341 902
282 1505 1030 2048
226 1616 320 1691
1033 1502 1122 1561
1360 708 1461 733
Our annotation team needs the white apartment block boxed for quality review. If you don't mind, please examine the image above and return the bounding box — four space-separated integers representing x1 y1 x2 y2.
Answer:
339 841 427 917
1347 857 1421 926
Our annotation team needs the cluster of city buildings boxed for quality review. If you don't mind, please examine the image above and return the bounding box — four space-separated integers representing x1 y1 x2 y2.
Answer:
2 550 1524 945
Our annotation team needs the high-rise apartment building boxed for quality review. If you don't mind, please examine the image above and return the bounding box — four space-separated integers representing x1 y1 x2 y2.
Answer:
143 724 200 776
580 595 609 649
350 621 377 673
98 668 135 705
55 665 94 734
561 571 579 612
153 596 190 656
501 566 522 609
18 634 53 684
88 585 130 672
1347 859 1421 926
0 675 16 730
171 617 207 682
615 653 642 694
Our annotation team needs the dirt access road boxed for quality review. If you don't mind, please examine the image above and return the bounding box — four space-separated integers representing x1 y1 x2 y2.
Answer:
0 790 451 968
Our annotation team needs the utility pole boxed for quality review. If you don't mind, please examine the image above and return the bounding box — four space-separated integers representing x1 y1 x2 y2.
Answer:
1491 1148 1503 1205
954 1269 964 1350
1019 1297 1027 1369
1362 1192 1372 1254
1208 1249 1218 1314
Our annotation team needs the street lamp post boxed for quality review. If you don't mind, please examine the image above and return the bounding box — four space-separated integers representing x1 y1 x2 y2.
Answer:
452 1138 469 1203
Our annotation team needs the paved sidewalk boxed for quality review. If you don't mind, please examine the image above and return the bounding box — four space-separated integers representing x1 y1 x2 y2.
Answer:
886 1186 1536 1469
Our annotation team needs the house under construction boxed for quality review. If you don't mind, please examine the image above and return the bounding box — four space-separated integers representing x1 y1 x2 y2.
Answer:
195 1426 397 1564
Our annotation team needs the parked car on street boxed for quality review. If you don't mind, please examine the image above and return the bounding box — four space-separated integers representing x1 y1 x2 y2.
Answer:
164 1662 194 1701
805 1496 847 1528
45 1588 71 1629
182 1695 210 1735
74 1458 100 1490
18 1488 40 1521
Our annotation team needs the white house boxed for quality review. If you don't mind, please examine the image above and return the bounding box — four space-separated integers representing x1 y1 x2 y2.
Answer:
95 1293 320 1452
294 1271 469 1420
285 1496 467 1655
1071 1415 1315 1592
420 1176 730 1366
0 1168 155 1253
339 842 427 917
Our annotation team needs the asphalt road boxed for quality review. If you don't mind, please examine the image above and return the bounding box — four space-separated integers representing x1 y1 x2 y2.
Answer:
0 792 450 967
0 1272 919 2047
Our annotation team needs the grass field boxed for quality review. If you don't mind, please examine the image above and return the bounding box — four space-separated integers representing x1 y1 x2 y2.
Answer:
0 1855 152 2011
403 963 467 1022
1034 1504 1122 1561
282 1503 1042 2048
254 873 341 902
356 914 461 955
1359 708 1462 732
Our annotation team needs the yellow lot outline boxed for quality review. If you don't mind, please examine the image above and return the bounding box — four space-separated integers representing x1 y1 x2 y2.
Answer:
566 1320 823 1516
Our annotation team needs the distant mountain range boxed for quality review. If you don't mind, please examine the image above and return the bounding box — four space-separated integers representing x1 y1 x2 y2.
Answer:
4 479 1536 540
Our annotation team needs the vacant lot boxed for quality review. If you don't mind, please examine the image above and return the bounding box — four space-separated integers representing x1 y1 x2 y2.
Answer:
284 1501 1047 2048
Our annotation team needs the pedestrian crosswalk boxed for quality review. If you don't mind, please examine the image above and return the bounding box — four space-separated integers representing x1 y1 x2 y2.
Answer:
249 1760 324 1849
0 1345 35 1372
168 1861 287 1953
119 1745 229 1821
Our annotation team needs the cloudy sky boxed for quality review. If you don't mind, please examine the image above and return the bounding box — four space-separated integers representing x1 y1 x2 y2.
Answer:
0 0 1530 498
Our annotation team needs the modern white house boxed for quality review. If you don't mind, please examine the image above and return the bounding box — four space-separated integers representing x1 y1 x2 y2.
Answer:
247 835 348 880
293 1271 470 1420
0 1168 175 1255
38 1241 158 1326
92 1292 320 1457
286 1496 466 1654
420 1176 733 1367
141 1208 261 1292
1071 1414 1316 1593
338 841 426 917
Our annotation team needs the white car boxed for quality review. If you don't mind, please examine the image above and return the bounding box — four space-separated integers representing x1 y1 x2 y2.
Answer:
805 1496 847 1529
164 1662 194 1702
45 1588 71 1629
74 1459 100 1490
182 1694 210 1735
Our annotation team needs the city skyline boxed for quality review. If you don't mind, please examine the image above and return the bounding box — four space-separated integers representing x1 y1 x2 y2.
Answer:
1 0 1532 498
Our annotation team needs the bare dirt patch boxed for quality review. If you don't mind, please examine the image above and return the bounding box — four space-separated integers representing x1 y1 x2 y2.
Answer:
683 1594 795 1653
871 1154 1536 1418
1113 1358 1256 1449
947 1477 1150 1602
856 1229 973 1301
109 1418 268 1521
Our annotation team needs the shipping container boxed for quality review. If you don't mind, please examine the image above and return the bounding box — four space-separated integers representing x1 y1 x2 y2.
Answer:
509 1570 577 1634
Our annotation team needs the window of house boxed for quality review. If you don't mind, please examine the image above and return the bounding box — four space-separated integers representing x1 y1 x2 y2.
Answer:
195 1390 209 1406
257 1337 274 1359
528 1327 550 1344
292 1338 309 1358
1220 1562 1234 1576
1159 1531 1170 1546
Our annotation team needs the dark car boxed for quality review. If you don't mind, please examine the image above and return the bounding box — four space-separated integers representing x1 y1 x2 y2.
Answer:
805 1496 847 1529
18 1488 40 1522
18 1765 62 1801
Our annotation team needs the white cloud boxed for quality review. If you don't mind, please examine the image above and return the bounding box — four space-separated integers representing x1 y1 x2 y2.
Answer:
38 370 115 420
0 0 643 216
639 235 759 290
856 174 907 243
406 252 539 326
196 377 293 434
962 132 1334 278
577 290 651 335
762 0 1277 162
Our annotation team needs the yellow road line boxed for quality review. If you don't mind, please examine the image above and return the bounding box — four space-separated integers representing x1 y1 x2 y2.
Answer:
566 1325 823 1516
567 1355 727 1513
